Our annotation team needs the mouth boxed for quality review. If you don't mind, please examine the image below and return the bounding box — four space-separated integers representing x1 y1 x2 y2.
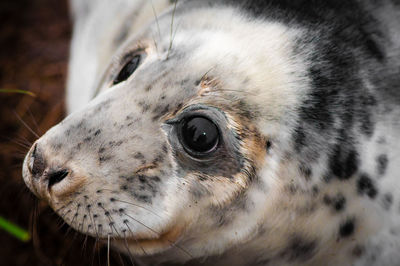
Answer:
108 225 185 255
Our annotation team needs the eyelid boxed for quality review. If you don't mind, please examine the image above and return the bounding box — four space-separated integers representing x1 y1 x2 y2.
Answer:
119 48 146 68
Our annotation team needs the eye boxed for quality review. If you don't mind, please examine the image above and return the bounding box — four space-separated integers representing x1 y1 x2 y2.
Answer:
113 54 142 85
179 116 219 155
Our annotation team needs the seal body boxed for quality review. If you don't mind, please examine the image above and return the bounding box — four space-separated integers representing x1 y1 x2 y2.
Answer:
23 0 400 265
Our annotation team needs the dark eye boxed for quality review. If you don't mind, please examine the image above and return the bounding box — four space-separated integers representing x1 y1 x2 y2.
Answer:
113 54 141 85
180 116 219 155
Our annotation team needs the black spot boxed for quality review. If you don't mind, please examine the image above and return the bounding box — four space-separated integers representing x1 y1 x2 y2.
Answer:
360 111 374 137
137 101 150 113
329 147 359 180
53 143 62 151
357 174 378 199
311 186 319 196
323 195 332 205
376 154 388 176
138 175 146 183
151 105 170 121
344 150 359 179
150 176 161 182
99 147 106 153
323 193 346 211
333 194 346 211
121 185 128 191
119 208 124 213
134 152 144 159
352 245 364 257
299 165 312 180
381 193 393 210
162 144 168 153
84 136 92 142
136 195 151 203
293 126 306 152
282 235 317 262
104 211 110 216
99 155 112 163
94 129 101 136
265 140 272 152
110 198 115 202
339 218 355 238
93 214 98 218
153 154 164 164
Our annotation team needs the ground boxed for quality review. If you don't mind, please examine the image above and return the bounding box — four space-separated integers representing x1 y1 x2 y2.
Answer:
0 0 130 265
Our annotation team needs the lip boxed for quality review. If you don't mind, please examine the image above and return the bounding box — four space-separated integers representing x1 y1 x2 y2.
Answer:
109 225 184 254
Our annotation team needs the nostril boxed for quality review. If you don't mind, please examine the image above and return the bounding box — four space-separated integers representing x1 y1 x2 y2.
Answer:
30 143 46 176
48 169 69 189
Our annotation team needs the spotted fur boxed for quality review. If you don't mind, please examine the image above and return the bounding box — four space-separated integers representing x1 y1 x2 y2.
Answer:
23 0 400 265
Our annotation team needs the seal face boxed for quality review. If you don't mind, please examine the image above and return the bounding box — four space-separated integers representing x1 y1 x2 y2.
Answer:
23 0 400 265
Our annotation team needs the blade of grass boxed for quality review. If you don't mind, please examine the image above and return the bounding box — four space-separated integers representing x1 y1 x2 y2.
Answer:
0 89 36 97
0 215 31 242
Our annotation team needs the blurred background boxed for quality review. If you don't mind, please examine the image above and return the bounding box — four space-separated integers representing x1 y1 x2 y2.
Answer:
0 0 129 265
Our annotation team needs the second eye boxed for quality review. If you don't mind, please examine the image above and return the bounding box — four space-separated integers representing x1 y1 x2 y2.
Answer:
113 54 142 85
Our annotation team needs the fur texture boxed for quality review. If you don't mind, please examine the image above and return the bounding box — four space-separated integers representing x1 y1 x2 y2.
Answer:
23 0 400 265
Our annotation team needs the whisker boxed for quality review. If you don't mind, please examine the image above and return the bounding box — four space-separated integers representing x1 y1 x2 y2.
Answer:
97 239 101 266
13 110 40 138
124 221 147 256
81 215 89 253
115 249 126 266
122 212 159 237
4 136 31 150
107 234 111 266
122 230 136 265
91 238 97 266
151 33 159 56
166 0 178 59
55 200 74 213
150 0 162 42
26 105 41 135
97 204 118 237
112 198 162 218
122 213 193 259
87 205 99 238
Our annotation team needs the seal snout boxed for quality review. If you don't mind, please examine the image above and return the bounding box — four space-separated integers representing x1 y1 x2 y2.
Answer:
23 142 78 199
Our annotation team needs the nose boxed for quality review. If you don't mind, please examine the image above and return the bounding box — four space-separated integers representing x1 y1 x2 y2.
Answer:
26 143 69 192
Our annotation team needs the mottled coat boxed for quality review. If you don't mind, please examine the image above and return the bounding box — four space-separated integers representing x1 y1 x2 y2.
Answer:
23 0 400 265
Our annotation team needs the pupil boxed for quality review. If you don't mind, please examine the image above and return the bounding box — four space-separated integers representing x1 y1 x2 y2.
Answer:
113 55 141 85
182 117 219 153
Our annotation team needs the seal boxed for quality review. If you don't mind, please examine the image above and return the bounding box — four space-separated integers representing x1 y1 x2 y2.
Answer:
22 0 400 265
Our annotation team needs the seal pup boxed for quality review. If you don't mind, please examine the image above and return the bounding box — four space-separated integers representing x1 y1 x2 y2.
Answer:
23 0 400 265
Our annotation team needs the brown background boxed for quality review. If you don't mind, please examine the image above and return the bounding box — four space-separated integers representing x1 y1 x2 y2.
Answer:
0 0 130 265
